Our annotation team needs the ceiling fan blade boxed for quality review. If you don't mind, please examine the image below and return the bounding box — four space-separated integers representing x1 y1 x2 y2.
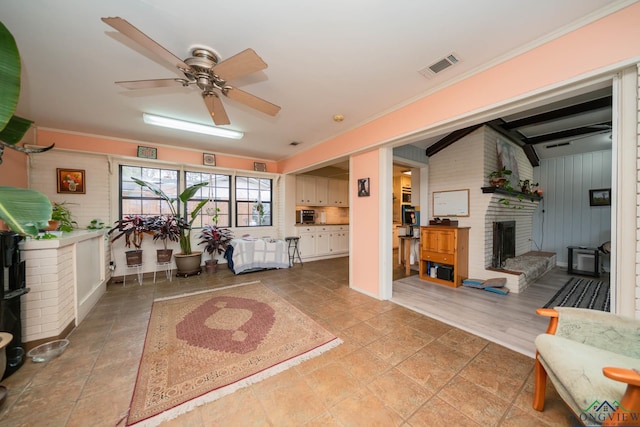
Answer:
203 93 230 126
116 78 187 90
102 17 191 71
212 48 267 82
224 87 281 117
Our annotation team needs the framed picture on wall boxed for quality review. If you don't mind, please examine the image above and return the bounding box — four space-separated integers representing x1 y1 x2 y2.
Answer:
57 168 86 194
203 153 216 166
357 178 370 197
254 162 267 172
137 145 157 159
589 188 611 206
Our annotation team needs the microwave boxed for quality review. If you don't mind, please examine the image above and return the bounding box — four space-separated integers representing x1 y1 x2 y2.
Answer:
296 209 315 224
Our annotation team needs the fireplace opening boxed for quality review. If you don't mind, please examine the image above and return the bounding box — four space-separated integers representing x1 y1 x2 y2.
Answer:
493 221 515 268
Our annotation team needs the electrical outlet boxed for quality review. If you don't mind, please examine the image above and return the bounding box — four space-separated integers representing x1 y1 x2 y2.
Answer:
109 261 115 271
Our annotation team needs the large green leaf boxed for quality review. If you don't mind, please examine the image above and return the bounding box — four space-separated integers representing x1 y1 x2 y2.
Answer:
0 115 33 145
0 21 21 133
0 186 52 236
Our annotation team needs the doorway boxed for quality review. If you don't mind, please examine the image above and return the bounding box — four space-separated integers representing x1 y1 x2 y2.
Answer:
383 71 635 344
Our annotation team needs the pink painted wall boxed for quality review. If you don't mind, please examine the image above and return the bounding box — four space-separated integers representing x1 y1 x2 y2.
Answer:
0 148 27 187
37 129 277 172
277 3 640 298
279 3 640 175
350 150 380 295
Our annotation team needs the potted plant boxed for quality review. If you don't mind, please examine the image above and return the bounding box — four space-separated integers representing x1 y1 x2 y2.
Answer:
198 209 234 273
131 178 208 276
49 202 77 232
487 167 512 188
147 215 184 263
107 215 151 266
86 219 106 230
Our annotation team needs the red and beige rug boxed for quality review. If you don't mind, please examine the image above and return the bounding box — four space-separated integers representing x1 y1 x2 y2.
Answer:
126 281 341 426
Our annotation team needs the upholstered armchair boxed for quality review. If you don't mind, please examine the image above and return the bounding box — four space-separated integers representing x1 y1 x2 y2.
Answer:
533 307 640 426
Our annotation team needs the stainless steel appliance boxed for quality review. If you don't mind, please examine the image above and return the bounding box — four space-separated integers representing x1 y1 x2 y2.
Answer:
296 209 315 224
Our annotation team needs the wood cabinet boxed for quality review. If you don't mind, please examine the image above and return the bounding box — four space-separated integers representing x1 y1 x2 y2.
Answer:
419 226 469 287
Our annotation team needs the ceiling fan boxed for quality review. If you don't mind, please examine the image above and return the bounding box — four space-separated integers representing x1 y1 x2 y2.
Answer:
101 17 280 126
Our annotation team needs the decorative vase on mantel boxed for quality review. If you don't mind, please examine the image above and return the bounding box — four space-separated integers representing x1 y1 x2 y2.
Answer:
489 177 507 188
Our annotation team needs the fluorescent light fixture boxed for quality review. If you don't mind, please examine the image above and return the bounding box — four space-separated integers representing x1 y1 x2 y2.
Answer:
142 113 243 140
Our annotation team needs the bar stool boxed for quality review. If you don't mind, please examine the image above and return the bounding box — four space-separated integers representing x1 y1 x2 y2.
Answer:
285 236 303 267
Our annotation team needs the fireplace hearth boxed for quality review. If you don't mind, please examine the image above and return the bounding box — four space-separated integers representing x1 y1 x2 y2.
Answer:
492 221 515 268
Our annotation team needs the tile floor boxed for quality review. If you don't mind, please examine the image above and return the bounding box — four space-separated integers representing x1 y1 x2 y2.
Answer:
0 257 575 426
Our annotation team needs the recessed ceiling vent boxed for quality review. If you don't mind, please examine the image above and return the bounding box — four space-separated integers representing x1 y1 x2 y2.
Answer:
545 141 571 149
419 53 461 78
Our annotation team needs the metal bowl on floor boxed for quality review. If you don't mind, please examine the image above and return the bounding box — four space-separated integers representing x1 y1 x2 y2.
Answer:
26 339 69 363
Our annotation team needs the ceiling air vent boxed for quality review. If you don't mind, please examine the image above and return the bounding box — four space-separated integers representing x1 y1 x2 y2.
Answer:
419 53 461 78
545 142 571 149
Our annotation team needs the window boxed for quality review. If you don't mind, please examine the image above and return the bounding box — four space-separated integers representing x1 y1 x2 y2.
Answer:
120 166 178 217
185 171 231 228
235 176 272 227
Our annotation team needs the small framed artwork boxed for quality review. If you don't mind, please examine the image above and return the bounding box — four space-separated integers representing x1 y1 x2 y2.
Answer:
137 145 157 159
357 178 370 197
203 153 216 166
57 168 86 194
589 188 611 206
254 162 267 172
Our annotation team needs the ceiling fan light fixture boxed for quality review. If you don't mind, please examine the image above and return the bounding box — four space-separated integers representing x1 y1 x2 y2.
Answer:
142 113 243 140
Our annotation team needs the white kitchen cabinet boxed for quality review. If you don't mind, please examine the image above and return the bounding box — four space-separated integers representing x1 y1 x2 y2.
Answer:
298 227 316 258
328 179 349 206
297 176 349 207
296 225 349 260
296 175 317 205
315 177 329 206
331 229 349 253
315 228 331 255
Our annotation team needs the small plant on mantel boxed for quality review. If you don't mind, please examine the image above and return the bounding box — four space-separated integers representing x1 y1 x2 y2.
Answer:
487 167 512 188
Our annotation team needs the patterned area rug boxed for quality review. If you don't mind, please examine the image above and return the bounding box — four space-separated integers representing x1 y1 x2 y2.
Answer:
126 281 342 426
543 277 610 311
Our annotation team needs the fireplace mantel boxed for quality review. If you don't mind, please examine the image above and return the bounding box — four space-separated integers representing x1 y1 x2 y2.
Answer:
481 186 542 202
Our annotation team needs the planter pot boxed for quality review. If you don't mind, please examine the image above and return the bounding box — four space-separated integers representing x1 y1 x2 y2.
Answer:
489 177 507 188
174 252 202 277
125 250 143 266
44 220 60 231
0 333 13 380
205 259 218 274
156 249 173 263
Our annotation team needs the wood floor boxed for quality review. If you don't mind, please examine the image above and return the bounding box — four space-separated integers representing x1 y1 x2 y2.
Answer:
392 263 609 358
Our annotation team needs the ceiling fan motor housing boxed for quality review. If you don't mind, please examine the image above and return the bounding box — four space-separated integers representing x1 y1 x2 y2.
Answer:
184 49 225 90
